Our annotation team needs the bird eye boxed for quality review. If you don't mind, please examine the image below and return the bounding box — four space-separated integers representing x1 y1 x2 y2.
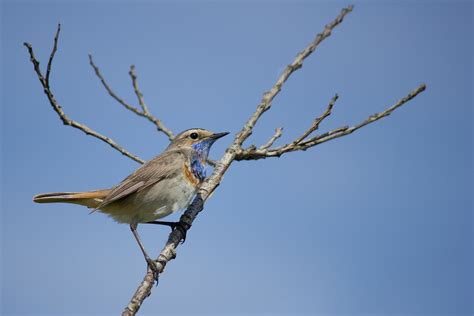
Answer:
189 132 199 139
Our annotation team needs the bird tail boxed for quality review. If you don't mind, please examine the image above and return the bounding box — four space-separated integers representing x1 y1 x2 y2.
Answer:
33 190 110 209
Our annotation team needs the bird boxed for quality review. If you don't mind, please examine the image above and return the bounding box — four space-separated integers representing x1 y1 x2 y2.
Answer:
33 128 229 278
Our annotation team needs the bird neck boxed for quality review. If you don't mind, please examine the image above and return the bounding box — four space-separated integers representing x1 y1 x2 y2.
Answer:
190 140 213 181
191 139 213 161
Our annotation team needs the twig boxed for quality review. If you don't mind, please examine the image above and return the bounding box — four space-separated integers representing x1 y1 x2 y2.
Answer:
89 55 174 140
88 55 140 114
259 127 283 150
303 84 427 145
292 93 338 145
45 23 60 85
129 65 149 114
24 25 145 164
236 84 427 160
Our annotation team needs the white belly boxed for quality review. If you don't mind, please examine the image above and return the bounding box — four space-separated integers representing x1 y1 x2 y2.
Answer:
99 173 197 225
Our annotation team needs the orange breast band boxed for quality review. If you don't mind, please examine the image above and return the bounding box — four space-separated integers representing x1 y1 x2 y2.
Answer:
183 164 200 186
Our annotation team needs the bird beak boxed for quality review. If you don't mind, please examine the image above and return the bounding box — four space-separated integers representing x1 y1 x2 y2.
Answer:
210 132 230 140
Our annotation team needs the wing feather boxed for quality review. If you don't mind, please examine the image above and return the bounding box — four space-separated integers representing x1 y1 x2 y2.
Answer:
96 149 187 209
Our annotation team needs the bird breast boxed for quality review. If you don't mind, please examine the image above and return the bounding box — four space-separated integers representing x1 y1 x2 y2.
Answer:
183 163 201 186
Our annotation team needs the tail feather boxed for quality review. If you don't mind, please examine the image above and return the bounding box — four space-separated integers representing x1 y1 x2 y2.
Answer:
33 190 110 209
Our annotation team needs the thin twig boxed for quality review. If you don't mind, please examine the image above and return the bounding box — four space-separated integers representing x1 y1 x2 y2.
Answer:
292 93 339 145
89 55 174 140
235 84 427 160
24 29 145 164
129 65 149 114
46 23 60 85
89 55 141 114
303 84 427 145
259 127 283 150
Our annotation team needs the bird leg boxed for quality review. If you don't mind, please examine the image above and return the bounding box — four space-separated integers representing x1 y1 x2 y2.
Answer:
145 220 188 243
130 224 159 283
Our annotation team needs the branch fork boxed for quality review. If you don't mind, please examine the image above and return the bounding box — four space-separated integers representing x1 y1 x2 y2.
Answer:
88 54 174 140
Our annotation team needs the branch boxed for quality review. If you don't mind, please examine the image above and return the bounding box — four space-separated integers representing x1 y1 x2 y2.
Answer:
129 65 149 114
24 25 145 164
245 94 338 152
292 93 338 145
236 84 427 161
122 6 355 315
233 5 354 148
260 127 283 150
89 55 174 140
45 23 60 85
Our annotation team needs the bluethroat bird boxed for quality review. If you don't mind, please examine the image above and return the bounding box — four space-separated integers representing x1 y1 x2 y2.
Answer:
33 128 228 277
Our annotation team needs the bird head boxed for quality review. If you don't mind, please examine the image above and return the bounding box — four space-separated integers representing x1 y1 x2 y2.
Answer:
168 128 229 157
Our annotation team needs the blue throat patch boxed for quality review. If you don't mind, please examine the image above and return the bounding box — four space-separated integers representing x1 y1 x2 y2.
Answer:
191 139 214 181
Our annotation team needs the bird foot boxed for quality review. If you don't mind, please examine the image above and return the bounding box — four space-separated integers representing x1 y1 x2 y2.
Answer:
173 222 188 244
146 257 160 284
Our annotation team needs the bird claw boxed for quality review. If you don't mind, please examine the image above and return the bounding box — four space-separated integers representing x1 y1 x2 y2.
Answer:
172 222 188 244
146 258 160 284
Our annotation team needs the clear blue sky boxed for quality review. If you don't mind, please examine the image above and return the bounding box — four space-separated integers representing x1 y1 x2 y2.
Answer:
1 1 472 315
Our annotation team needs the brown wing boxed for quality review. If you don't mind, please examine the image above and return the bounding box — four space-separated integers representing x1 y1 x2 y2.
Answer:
96 149 187 209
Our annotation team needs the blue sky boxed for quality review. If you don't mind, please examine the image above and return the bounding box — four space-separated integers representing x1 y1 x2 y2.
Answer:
1 1 472 315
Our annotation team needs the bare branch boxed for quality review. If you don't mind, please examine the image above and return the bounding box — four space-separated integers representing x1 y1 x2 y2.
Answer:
259 127 283 150
236 84 427 161
89 55 174 141
303 83 427 145
45 24 60 85
233 5 354 148
89 55 141 113
122 6 355 315
24 36 145 164
129 65 149 114
292 93 338 145
128 65 175 139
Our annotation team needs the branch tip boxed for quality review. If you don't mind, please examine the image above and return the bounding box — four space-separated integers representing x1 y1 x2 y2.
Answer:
46 23 61 84
89 55 174 140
